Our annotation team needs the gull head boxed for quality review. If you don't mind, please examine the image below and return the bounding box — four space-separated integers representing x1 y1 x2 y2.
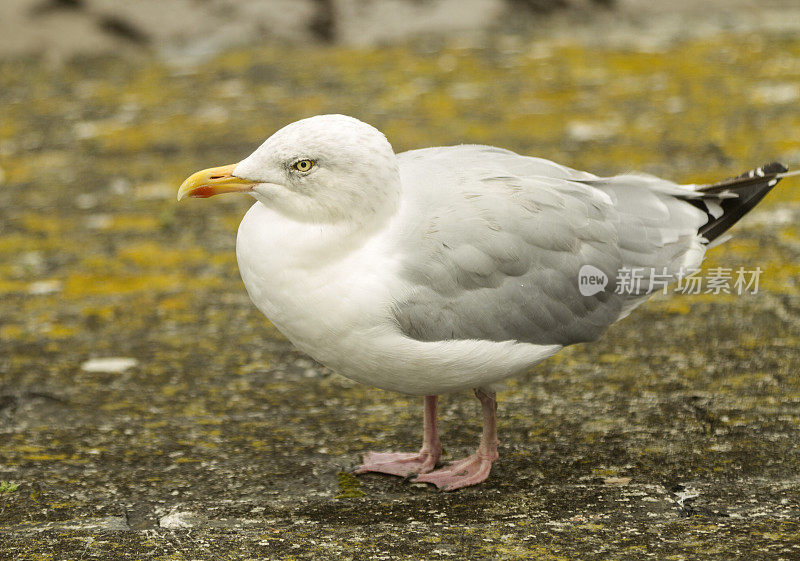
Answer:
178 114 401 224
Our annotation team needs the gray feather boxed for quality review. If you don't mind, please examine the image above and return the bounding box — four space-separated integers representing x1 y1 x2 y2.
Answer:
392 146 708 346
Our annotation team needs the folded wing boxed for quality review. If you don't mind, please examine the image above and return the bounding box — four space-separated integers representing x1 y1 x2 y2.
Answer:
392 146 711 346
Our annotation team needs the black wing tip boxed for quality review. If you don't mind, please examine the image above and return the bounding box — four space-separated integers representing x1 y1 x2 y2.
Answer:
737 161 788 179
695 161 788 243
764 161 788 174
762 162 789 173
697 161 789 194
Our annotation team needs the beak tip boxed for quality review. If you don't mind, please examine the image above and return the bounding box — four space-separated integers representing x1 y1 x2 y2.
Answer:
177 163 251 201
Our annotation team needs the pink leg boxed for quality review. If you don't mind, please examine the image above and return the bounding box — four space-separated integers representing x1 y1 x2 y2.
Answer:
414 388 498 491
354 395 441 478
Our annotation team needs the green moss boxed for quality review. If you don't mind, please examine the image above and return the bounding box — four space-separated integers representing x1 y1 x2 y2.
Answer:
0 481 19 494
335 471 366 499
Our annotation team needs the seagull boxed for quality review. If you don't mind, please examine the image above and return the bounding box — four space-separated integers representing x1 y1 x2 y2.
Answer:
178 114 794 490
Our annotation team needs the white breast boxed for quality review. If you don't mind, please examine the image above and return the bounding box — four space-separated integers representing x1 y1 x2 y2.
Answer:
236 201 395 347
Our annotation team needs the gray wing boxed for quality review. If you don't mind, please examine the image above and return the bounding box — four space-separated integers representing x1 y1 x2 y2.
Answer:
392 146 708 346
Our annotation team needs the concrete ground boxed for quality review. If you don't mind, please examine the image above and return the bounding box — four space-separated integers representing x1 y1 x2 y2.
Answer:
1 4 800 560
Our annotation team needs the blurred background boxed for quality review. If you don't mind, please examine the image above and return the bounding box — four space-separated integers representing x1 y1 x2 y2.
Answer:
2 0 800 558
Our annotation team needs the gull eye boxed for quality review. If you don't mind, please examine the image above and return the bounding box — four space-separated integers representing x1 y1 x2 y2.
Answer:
292 159 314 173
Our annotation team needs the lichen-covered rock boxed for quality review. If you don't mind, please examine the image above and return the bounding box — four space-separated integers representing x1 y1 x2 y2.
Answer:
1 15 800 559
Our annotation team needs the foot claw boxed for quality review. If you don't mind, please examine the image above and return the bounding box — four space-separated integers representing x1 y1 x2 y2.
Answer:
354 450 438 478
413 454 494 491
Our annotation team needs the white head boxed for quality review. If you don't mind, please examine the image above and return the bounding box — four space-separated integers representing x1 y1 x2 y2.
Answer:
178 115 401 225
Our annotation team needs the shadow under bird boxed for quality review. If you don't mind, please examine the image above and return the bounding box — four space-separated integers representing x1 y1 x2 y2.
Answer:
178 114 795 490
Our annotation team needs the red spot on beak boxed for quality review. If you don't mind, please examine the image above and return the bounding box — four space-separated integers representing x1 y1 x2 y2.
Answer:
189 186 219 198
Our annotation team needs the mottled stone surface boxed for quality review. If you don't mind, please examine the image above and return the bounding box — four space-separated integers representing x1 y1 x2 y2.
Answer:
1 18 800 560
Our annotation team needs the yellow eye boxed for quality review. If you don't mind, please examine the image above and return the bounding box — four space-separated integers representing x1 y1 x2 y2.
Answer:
292 159 314 172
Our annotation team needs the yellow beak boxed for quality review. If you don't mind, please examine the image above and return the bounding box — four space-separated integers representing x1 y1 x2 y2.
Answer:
177 164 256 201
